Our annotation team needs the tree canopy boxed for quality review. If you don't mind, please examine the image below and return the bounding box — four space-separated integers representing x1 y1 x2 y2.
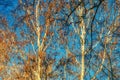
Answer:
0 0 120 80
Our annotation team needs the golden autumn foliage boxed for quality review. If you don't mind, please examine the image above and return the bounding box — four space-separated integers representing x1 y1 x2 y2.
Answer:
0 0 120 80
68 52 79 66
0 65 5 72
98 51 107 59
38 51 46 60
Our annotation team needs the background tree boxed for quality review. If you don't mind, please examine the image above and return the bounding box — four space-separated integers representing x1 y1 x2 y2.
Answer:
0 0 120 80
